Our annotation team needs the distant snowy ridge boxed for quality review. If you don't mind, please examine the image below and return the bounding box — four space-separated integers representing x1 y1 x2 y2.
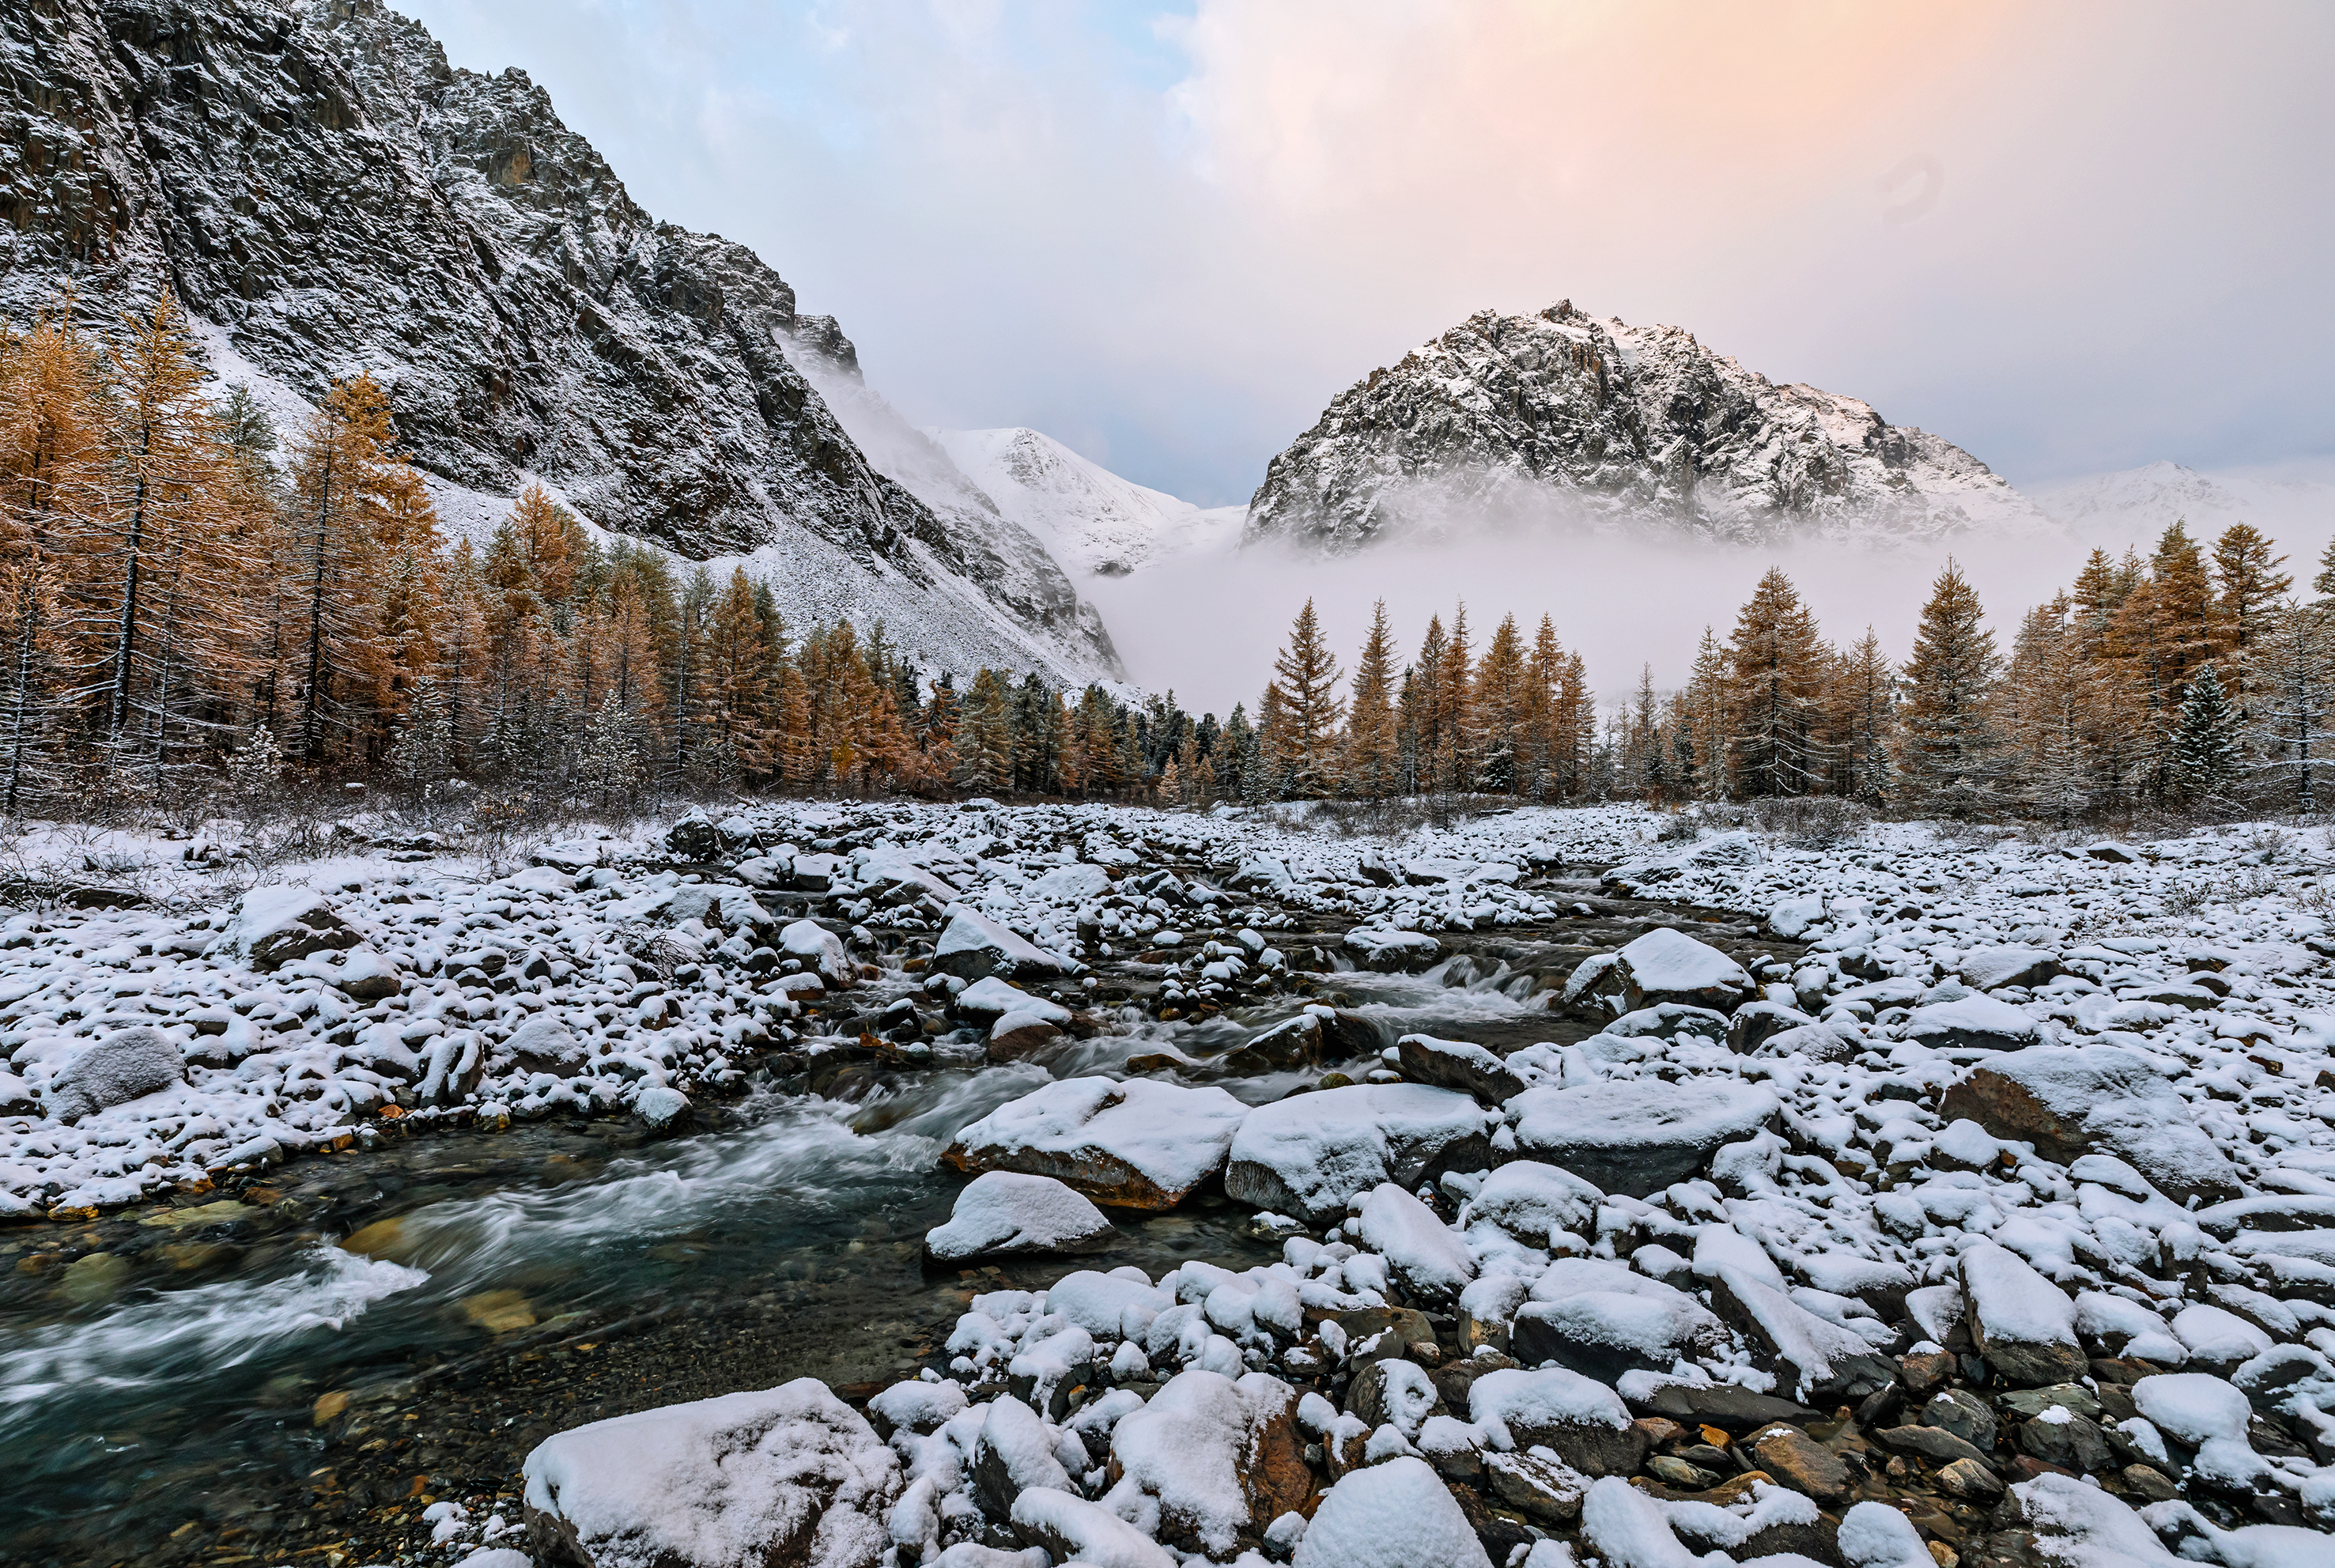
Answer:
1245 300 2057 553
2033 459 2335 553
935 427 1245 578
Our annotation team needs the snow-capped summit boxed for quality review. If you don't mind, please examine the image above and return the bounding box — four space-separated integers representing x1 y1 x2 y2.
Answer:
935 428 1244 578
1244 300 2054 553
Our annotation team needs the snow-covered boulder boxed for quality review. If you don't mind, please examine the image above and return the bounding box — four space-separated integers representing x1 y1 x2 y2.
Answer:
1353 1183 1476 1306
969 1396 1073 1520
1027 862 1110 903
1468 1366 1646 1476
1957 945 2064 992
634 1085 693 1135
504 1015 591 1076
944 1078 1249 1209
932 905 1076 982
521 1379 900 1568
46 1026 185 1123
1343 928 1443 973
531 837 606 873
1290 1456 1492 1568
1940 1048 2240 1203
1768 894 1829 940
1102 1369 1311 1557
924 1173 1117 1264
1727 999 1817 1055
332 946 404 1001
1570 927 1755 1016
2132 1373 2275 1493
1047 1269 1175 1343
1010 1489 1175 1568
1705 1264 1896 1400
952 977 1073 1026
1997 1472 2176 1565
662 813 726 862
780 920 853 985
987 1014 1065 1064
1960 1243 2087 1386
229 885 360 971
1900 994 2043 1052
1512 1259 1723 1384
1395 1033 1527 1103
1508 1080 1778 1197
1463 1161 1603 1246
1751 1021 1860 1064
1223 1083 1490 1225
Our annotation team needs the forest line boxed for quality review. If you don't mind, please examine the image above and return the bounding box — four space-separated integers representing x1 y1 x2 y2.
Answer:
6 295 2329 823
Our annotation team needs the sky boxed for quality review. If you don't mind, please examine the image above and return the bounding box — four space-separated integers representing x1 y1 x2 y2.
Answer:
402 0 2335 511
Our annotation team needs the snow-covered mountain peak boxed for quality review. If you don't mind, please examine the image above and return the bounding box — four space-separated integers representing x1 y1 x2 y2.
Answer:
934 427 1242 578
1244 300 2054 553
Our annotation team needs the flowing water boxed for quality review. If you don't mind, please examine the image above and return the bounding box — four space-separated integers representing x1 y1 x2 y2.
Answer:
0 936 1699 1566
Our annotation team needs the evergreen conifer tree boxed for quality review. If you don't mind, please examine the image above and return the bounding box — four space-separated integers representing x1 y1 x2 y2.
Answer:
1343 599 1400 799
2170 663 2240 806
1899 559 2001 817
1268 599 1343 796
1726 568 1829 797
1472 614 1528 792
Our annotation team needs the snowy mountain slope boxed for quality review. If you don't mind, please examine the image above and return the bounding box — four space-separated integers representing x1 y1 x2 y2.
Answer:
777 329 1123 680
934 427 1245 577
2034 459 2335 557
196 312 1124 684
1 0 1118 684
1245 300 2055 552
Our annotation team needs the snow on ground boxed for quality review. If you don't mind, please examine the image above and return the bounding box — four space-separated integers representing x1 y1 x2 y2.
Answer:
12 799 2335 1560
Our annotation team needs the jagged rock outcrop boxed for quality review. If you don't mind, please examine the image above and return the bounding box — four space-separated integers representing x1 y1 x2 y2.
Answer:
0 0 1119 681
1245 300 2050 552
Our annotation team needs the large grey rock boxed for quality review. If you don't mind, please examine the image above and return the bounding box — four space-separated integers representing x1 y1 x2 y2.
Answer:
1396 1033 1527 1102
923 1172 1117 1264
1511 1258 1724 1385
1940 1048 2240 1203
1566 927 1755 1017
229 886 360 971
1224 1083 1490 1225
1508 1080 1778 1198
521 1379 900 1568
943 1077 1249 1210
931 907 1076 983
47 1027 185 1122
1960 1243 2088 1387
1705 1267 1896 1401
1468 1366 1648 1478
1101 1368 1310 1558
970 1396 1071 1522
1901 995 2044 1052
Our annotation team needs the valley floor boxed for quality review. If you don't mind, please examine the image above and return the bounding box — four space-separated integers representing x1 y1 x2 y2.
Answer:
3 799 2333 1567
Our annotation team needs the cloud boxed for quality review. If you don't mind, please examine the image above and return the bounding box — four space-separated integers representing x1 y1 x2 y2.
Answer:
401 0 2334 509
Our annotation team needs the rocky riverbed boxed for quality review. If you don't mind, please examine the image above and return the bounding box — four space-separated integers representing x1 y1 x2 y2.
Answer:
5 801 2335 1566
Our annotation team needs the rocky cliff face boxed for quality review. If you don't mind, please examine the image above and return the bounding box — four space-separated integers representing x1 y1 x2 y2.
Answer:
1245 301 2049 552
0 0 1120 681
